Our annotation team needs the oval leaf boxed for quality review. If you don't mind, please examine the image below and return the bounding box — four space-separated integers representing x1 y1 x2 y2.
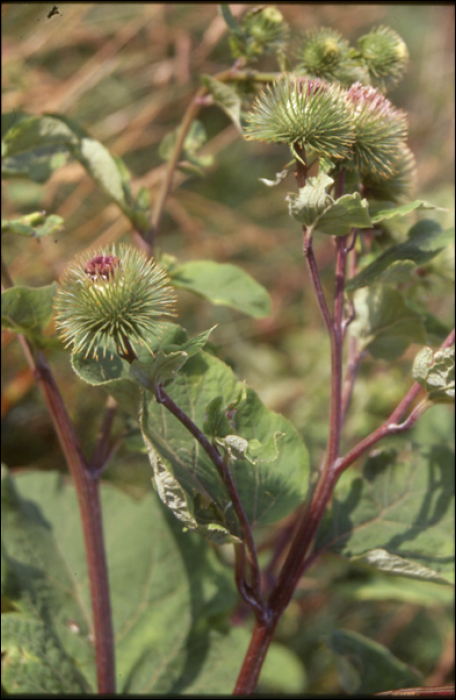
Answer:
169 260 272 318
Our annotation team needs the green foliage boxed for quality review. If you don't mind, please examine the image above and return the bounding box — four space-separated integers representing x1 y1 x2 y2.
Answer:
326 629 419 694
166 259 272 318
317 445 455 584
2 211 64 238
70 323 310 542
351 286 426 360
1 5 453 696
347 219 452 291
1 284 58 348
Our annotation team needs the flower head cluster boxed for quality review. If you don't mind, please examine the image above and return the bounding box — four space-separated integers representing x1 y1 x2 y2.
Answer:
54 244 177 359
245 76 355 162
344 82 408 179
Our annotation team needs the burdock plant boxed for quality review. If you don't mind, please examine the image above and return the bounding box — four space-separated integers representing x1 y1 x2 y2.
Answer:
2 7 453 698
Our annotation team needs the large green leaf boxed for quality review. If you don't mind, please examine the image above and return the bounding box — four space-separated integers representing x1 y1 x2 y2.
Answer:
2 466 305 695
168 260 272 318
71 326 309 541
1 284 57 347
316 444 454 584
1 113 145 228
347 220 452 291
350 286 426 360
1 467 94 693
326 629 420 695
2 113 76 182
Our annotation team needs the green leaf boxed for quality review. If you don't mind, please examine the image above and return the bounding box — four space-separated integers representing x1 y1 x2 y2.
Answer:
129 326 217 387
2 284 57 346
1 467 93 693
313 192 372 236
350 286 426 360
2 466 250 694
2 114 77 156
169 260 272 318
347 220 452 291
369 199 445 224
2 114 142 226
140 352 310 537
412 345 455 404
2 113 76 183
316 445 455 584
201 75 243 133
75 137 129 214
326 629 420 695
2 212 64 238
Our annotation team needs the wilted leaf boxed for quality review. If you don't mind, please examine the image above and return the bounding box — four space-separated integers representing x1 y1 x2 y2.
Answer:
412 345 455 404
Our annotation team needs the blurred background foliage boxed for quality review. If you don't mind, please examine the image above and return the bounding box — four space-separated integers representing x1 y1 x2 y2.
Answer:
2 3 454 694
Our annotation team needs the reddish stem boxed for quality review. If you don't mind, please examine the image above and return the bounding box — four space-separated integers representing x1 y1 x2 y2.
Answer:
23 343 116 693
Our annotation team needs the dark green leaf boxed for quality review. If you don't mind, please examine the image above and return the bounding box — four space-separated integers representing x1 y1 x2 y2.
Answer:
313 192 372 236
2 114 77 157
1 466 252 694
1 467 93 693
2 284 57 346
169 260 271 318
347 220 452 291
350 286 426 360
316 445 455 584
327 629 419 695
72 329 309 540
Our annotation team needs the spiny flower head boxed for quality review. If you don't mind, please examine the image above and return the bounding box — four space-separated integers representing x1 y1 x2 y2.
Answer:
295 27 369 86
244 75 355 162
54 244 177 359
344 82 408 179
357 26 409 90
